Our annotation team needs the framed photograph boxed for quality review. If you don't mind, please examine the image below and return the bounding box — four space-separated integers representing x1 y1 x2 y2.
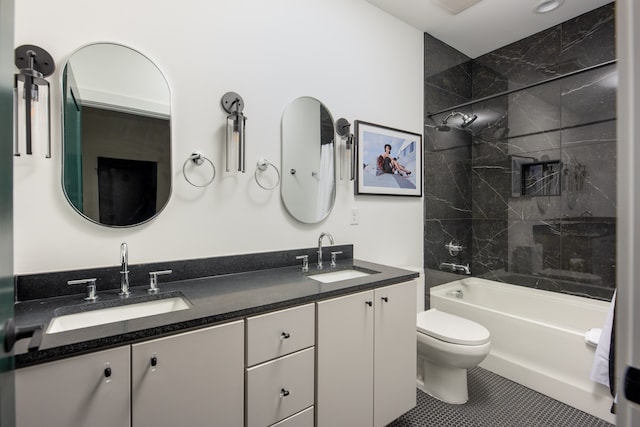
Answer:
355 121 422 196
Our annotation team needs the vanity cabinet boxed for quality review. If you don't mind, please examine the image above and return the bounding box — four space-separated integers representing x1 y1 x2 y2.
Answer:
316 281 416 427
245 303 315 427
132 320 244 427
15 346 131 427
15 320 244 427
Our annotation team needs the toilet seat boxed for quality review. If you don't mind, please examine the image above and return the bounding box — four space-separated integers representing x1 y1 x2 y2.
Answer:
417 309 490 346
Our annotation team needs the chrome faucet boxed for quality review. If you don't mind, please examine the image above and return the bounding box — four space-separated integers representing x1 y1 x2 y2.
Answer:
119 242 130 297
439 262 471 275
317 232 334 269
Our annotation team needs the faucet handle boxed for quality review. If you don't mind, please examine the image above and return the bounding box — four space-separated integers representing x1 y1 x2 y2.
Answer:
330 251 343 268
148 270 173 293
68 278 98 301
295 255 309 272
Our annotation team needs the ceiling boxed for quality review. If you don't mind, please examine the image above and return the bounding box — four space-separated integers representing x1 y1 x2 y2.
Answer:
365 0 614 58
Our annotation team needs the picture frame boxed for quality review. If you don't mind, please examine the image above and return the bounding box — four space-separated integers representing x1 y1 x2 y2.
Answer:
355 121 422 196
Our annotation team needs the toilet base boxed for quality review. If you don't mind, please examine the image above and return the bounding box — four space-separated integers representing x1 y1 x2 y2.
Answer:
418 357 469 404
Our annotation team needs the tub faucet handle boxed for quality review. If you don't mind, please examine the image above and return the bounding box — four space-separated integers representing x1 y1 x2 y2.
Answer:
330 251 343 267
148 270 173 293
68 278 98 301
296 255 309 272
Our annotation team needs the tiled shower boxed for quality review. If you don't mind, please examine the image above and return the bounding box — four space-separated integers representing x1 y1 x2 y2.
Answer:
423 3 616 302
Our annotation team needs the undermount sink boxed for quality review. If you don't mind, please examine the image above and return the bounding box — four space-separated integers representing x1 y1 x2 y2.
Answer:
46 296 191 334
308 268 376 283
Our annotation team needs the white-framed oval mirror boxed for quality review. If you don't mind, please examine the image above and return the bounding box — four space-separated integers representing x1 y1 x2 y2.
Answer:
61 42 171 227
281 96 336 223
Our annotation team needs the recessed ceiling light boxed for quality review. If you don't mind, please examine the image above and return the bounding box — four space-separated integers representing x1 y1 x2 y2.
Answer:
533 0 564 14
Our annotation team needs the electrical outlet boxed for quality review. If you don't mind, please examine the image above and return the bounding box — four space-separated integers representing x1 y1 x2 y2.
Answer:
350 208 359 225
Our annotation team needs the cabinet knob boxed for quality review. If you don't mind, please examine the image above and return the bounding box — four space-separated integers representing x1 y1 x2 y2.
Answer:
150 356 158 367
280 388 290 398
365 301 372 307
381 297 389 302
281 332 291 340
104 366 112 378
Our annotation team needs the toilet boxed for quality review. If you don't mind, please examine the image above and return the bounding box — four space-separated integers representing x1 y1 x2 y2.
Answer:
416 308 491 404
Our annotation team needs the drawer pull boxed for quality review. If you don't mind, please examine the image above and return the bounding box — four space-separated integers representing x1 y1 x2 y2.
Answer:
150 355 158 367
104 366 112 378
365 301 372 307
280 388 290 398
281 332 291 340
381 297 389 302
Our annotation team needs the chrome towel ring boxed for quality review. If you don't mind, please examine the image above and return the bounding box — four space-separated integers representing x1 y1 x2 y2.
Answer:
254 158 280 190
183 152 215 187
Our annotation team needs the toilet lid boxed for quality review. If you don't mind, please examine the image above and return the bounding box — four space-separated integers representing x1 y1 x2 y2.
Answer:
417 309 490 345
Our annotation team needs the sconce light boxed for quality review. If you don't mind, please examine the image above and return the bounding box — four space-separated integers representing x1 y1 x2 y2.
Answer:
221 92 246 173
14 44 55 158
335 118 355 181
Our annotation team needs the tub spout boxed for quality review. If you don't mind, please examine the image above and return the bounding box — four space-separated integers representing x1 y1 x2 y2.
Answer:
439 262 471 275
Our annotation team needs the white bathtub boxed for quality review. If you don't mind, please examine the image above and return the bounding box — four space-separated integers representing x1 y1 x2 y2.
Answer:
430 277 615 424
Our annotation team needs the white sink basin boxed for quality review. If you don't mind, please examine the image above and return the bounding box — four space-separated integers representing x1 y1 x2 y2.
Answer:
308 268 374 283
46 296 191 334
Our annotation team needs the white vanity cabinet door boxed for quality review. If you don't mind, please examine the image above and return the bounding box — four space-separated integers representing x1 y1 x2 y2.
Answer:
131 320 244 427
374 281 417 427
316 289 375 427
15 345 131 427
246 347 315 427
316 280 417 427
246 303 315 366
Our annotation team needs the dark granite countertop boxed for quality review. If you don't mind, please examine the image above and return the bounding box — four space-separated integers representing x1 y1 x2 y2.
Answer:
13 257 418 368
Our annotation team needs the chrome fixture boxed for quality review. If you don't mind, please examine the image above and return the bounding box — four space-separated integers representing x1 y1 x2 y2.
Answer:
255 158 281 190
148 270 172 293
330 251 343 268
182 151 215 187
335 118 355 181
445 240 464 257
14 44 55 158
295 255 309 272
426 111 477 132
439 262 471 275
119 243 130 297
68 278 98 302
221 91 246 173
317 232 334 270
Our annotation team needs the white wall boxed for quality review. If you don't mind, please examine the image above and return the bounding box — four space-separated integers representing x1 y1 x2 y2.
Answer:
13 0 424 274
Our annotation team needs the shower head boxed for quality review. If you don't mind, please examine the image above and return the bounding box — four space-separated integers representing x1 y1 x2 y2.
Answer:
440 111 477 129
460 113 477 128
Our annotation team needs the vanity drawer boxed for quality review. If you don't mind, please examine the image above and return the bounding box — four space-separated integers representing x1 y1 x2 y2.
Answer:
246 303 315 366
246 347 315 427
270 406 314 427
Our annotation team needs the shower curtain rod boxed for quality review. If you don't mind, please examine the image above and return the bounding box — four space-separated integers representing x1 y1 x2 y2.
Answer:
426 59 617 118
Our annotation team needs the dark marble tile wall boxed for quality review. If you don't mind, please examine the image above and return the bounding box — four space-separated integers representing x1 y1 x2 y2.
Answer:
424 3 616 301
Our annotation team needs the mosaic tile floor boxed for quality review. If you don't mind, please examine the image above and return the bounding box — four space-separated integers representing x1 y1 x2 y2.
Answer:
388 367 614 427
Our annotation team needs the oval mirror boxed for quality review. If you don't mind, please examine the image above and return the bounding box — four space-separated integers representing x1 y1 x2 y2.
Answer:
281 97 336 223
61 43 171 227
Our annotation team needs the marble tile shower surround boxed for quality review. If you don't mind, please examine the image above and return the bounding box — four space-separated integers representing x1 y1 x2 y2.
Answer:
424 3 616 301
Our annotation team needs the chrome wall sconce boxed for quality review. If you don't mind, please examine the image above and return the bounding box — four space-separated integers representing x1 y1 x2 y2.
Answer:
14 44 55 158
426 111 477 132
221 91 246 173
335 118 355 181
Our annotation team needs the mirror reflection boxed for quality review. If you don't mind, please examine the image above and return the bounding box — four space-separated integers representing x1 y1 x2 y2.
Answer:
62 43 171 227
281 97 336 224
